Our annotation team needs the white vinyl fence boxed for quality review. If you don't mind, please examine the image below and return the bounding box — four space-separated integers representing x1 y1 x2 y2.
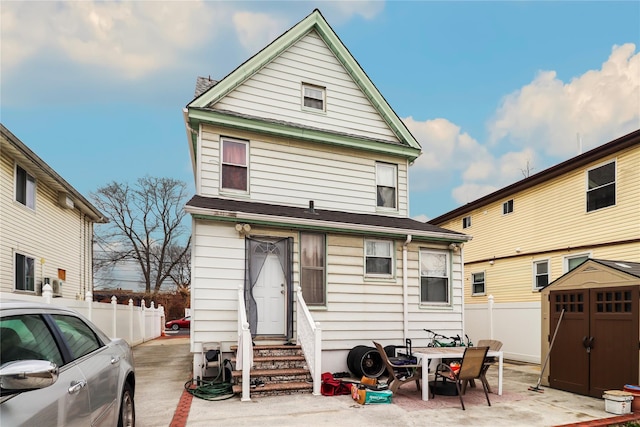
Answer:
1 285 164 346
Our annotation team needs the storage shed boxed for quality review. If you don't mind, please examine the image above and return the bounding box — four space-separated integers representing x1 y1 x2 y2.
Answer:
540 259 640 397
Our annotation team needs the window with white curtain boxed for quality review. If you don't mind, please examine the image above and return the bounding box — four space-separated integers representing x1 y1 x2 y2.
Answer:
221 138 248 192
302 84 325 111
376 162 397 209
420 250 449 304
365 240 393 276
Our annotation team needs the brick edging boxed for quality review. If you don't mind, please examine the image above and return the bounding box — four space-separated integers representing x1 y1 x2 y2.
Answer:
554 412 640 427
169 388 194 427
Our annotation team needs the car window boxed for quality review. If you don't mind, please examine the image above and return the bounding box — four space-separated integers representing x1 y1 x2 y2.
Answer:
51 315 104 360
0 315 63 367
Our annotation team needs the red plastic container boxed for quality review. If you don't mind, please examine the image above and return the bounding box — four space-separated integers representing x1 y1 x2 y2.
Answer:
623 384 640 413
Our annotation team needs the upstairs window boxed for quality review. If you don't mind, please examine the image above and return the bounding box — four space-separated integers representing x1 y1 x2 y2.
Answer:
502 199 514 215
15 253 35 292
587 161 615 212
365 240 393 277
420 250 449 304
533 260 549 290
376 163 397 209
302 84 325 111
471 272 485 295
221 138 248 192
300 232 326 306
15 165 36 209
462 216 471 229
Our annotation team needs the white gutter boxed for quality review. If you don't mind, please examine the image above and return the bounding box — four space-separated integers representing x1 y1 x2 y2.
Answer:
402 234 412 342
185 206 472 242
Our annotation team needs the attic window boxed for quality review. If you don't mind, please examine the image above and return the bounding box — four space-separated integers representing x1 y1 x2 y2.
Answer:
462 216 471 229
502 199 514 215
302 84 325 111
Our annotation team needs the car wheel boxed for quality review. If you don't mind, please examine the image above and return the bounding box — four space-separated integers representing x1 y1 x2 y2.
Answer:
118 383 135 427
172 324 180 331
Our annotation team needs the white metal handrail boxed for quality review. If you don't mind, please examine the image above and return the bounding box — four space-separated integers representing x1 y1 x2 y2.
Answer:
295 286 322 395
237 285 252 401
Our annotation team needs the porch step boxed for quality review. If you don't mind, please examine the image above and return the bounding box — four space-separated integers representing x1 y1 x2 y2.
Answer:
231 380 313 397
231 344 313 398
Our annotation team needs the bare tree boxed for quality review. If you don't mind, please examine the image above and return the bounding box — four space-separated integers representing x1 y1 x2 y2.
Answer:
520 160 535 178
92 176 191 294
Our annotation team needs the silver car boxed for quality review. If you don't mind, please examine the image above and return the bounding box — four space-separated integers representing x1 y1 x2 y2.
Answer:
0 300 135 426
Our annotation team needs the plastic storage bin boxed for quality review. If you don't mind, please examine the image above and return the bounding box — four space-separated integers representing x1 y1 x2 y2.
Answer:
603 390 633 415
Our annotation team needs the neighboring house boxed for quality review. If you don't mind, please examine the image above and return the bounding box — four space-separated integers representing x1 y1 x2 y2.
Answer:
183 9 470 377
429 129 640 363
0 124 106 299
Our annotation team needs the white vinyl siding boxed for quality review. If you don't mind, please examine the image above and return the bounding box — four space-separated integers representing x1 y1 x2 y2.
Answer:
1 149 94 299
199 127 409 216
213 30 399 143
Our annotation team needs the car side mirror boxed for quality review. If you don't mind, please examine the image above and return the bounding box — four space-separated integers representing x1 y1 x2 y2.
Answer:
0 360 59 392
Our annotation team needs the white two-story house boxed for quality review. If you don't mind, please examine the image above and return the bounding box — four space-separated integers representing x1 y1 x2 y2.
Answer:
1 124 106 300
182 10 470 384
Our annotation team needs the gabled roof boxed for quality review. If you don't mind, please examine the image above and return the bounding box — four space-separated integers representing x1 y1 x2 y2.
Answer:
429 129 640 224
540 258 640 291
1 124 106 223
186 195 470 242
186 9 421 159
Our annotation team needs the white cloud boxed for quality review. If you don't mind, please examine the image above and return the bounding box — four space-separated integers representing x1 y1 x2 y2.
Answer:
489 43 640 157
326 1 385 21
232 11 288 54
1 1 220 79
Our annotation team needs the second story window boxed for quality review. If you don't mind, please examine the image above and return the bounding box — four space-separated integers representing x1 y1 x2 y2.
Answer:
221 138 248 192
15 165 36 209
302 84 325 111
502 199 514 215
587 160 615 212
376 162 397 209
462 216 471 229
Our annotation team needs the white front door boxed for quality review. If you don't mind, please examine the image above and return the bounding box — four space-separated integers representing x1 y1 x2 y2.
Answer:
253 253 286 335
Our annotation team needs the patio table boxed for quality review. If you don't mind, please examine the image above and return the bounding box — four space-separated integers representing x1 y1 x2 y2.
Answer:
412 346 503 401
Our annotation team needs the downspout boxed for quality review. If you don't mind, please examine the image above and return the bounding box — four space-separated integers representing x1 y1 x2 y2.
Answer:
403 234 412 341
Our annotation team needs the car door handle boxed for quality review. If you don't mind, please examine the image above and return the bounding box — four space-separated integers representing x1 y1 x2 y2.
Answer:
111 356 120 365
68 380 87 395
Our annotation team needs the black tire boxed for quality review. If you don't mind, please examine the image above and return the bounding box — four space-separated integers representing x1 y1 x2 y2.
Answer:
172 324 180 331
118 382 135 427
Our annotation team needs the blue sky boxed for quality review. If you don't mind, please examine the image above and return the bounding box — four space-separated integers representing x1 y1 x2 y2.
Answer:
2 1 639 221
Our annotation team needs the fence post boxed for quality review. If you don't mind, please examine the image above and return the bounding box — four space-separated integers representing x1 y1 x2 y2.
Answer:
42 284 53 304
85 290 93 321
158 304 165 337
150 302 156 338
140 299 146 342
111 296 118 338
488 294 494 339
128 299 134 344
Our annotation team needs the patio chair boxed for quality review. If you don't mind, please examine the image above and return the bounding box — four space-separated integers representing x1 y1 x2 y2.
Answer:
476 339 503 393
430 346 491 410
373 341 421 394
